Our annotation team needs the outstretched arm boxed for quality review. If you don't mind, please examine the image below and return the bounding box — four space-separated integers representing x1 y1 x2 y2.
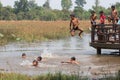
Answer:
61 61 71 64
61 61 80 65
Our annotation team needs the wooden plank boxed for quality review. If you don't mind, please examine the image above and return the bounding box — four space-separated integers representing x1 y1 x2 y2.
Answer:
90 42 120 49
93 24 120 26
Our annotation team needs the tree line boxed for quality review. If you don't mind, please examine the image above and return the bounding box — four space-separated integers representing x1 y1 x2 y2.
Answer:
0 0 120 21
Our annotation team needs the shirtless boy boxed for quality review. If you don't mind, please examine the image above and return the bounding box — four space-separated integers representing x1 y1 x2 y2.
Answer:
90 11 97 25
108 5 118 24
61 57 80 65
70 14 83 37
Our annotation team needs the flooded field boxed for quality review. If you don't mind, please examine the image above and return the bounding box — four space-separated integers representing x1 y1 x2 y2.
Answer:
0 34 120 78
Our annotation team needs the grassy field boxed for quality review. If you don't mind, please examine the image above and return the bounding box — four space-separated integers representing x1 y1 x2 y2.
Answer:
0 72 88 80
0 71 120 80
0 73 88 80
0 21 91 45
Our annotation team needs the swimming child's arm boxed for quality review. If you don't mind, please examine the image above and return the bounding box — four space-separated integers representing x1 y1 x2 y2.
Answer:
61 61 71 64
74 61 80 65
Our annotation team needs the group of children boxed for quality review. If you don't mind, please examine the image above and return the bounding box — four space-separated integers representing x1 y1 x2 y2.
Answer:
90 5 120 25
69 5 120 38
21 53 42 67
21 53 80 67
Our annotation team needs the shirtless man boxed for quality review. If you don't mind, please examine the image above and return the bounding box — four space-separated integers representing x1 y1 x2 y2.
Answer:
70 14 83 37
89 11 97 31
90 11 97 25
108 5 118 24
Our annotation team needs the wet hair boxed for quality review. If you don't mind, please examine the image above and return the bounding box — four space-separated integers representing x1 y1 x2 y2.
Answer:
33 60 38 66
70 14 75 17
22 53 26 57
71 57 76 61
111 5 115 9
37 56 42 61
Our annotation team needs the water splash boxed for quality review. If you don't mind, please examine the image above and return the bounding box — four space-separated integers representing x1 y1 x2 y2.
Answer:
20 60 32 66
70 37 77 49
41 48 53 58
82 34 93 50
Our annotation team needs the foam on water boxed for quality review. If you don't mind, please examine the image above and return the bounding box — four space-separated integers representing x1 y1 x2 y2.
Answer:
41 48 53 58
20 60 32 66
39 63 57 67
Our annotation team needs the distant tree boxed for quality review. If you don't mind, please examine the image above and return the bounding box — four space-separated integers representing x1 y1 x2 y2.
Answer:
1 6 16 20
82 10 90 20
61 10 70 20
115 2 120 8
92 0 109 16
14 0 29 13
75 0 86 7
95 0 99 8
0 0 97 20
43 0 51 9
74 0 86 19
115 2 120 14
17 12 25 20
40 9 57 21
0 2 2 9
61 0 72 10
73 7 83 19
28 0 38 10
0 2 3 19
92 0 100 13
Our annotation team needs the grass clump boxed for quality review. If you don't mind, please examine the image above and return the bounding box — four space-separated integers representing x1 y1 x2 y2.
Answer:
33 72 88 80
99 70 120 80
0 71 120 80
0 73 31 80
0 72 88 80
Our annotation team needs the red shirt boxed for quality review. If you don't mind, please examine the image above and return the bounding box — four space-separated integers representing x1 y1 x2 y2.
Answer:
100 14 106 24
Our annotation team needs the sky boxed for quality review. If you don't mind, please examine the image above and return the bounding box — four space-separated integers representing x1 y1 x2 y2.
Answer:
0 0 120 10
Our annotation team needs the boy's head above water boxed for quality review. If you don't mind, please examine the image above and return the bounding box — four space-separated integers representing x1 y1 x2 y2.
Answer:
32 60 38 67
37 56 42 62
22 53 26 59
70 57 76 61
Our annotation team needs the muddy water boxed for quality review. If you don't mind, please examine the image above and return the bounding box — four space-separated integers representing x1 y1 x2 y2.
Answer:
0 34 120 78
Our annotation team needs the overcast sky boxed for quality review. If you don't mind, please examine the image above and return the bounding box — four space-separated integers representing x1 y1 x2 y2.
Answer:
0 0 120 10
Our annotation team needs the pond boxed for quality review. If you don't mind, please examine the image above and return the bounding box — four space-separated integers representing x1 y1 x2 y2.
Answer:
0 33 120 78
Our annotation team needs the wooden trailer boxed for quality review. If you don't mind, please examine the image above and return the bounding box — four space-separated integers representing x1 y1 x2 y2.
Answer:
90 24 120 55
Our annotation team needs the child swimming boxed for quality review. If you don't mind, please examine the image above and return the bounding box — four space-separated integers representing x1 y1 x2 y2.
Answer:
32 60 38 67
61 57 80 65
22 53 26 59
36 56 42 62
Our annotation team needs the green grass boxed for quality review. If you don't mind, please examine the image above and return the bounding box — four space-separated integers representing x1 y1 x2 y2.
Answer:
34 72 88 80
99 70 120 80
0 73 31 80
0 72 88 80
0 71 120 80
